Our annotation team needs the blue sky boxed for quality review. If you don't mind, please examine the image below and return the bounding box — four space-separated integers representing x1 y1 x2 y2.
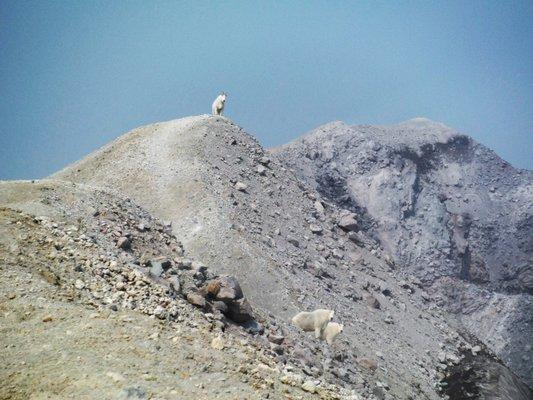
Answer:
1 1 531 179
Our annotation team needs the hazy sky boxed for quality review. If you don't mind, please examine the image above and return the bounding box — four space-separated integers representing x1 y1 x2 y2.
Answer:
1 1 531 179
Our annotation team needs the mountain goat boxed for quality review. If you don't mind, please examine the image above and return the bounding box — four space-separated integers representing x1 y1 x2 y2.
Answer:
320 322 344 345
212 92 227 116
292 309 334 339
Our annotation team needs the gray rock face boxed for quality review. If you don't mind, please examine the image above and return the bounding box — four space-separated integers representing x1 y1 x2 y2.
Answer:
273 117 533 385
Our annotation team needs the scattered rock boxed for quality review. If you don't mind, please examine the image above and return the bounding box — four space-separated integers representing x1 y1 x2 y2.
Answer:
149 262 164 277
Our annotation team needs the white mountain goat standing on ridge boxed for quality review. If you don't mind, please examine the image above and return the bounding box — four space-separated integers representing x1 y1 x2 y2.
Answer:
212 92 227 116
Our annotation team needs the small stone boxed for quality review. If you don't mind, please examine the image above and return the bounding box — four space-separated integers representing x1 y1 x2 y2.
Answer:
301 380 317 393
153 306 166 319
177 258 193 270
309 224 323 234
314 201 325 215
74 279 85 290
471 345 481 355
149 262 164 278
42 315 53 322
116 237 131 250
235 182 247 192
257 165 267 175
191 261 207 274
270 343 284 354
287 236 299 248
338 212 358 232
186 292 206 308
267 333 285 345
211 336 225 350
242 320 264 335
259 156 271 165
168 276 181 293
380 283 392 297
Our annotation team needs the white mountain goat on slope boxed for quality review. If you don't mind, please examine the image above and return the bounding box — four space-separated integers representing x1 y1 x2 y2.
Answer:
212 92 227 116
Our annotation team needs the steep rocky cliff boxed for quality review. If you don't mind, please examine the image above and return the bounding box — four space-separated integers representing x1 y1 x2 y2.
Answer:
272 117 533 386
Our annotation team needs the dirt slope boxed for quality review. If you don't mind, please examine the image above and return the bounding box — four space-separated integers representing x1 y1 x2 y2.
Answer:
45 115 532 398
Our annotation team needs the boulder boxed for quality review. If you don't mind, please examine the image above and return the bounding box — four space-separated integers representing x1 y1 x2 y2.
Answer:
226 297 253 323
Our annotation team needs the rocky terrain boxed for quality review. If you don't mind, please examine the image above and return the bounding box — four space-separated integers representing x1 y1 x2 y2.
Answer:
0 115 531 399
272 118 533 387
